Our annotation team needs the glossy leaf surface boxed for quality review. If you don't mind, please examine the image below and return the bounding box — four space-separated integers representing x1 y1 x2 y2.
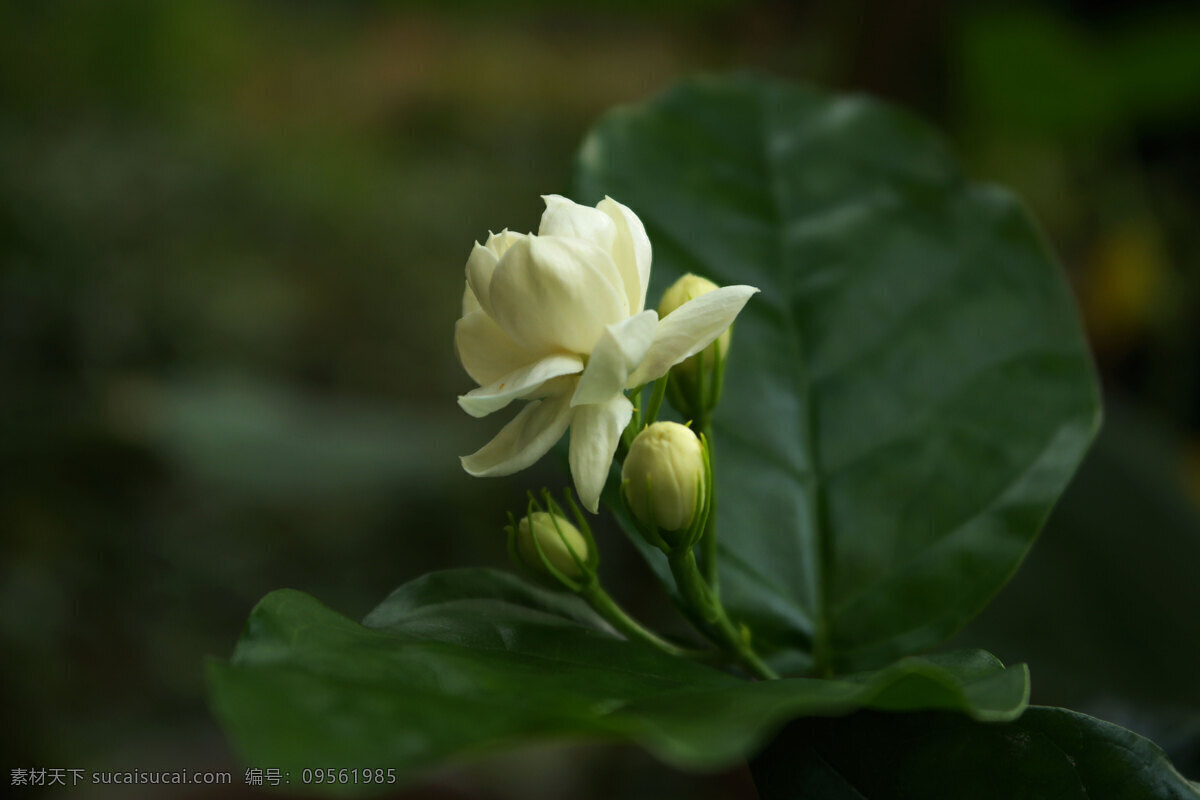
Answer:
208 568 1028 786
573 74 1101 673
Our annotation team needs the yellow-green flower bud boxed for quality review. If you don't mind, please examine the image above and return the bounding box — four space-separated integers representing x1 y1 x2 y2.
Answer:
659 274 731 374
658 274 732 422
515 511 589 580
622 422 706 535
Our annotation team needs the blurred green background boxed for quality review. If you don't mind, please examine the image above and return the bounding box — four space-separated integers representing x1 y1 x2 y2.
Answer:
2 1 1198 797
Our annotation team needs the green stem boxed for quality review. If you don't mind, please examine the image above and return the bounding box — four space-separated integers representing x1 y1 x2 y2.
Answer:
644 374 669 426
620 385 644 457
581 583 711 661
696 414 719 593
667 548 777 680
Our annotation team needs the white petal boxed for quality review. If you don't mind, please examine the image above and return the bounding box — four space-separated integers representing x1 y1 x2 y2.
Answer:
627 285 760 386
569 394 634 513
461 392 574 477
458 353 584 418
539 195 617 255
485 229 525 258
462 284 481 315
455 310 539 387
571 310 658 407
489 235 629 354
598 197 652 313
465 242 499 317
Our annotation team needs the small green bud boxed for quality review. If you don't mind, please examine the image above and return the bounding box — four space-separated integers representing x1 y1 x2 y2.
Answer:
659 273 731 377
622 422 707 537
515 511 590 580
659 274 730 421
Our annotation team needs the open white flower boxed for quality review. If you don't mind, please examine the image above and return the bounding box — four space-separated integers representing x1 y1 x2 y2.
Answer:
455 194 757 513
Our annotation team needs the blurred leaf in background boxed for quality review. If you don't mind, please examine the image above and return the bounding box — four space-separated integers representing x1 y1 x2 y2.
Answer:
952 2 1200 430
3 0 1200 796
946 3 1200 779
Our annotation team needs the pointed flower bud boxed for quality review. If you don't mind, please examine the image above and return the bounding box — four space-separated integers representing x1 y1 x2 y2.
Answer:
514 511 590 580
660 274 731 362
658 274 732 421
622 422 708 543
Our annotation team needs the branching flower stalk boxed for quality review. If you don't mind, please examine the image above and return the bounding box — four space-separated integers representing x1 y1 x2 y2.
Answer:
507 490 711 662
667 542 777 680
458 198 767 679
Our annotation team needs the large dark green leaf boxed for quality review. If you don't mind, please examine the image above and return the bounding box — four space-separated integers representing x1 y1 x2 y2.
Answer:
208 568 1028 788
751 706 1200 799
572 74 1101 674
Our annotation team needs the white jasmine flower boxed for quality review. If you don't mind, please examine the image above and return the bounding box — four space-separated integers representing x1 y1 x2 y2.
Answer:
455 194 757 513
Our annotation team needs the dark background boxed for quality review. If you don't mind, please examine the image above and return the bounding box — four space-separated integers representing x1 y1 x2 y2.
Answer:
3 1 1198 797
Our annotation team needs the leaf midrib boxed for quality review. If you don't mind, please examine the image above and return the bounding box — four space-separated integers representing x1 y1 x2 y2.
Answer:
753 81 834 677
